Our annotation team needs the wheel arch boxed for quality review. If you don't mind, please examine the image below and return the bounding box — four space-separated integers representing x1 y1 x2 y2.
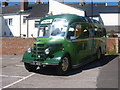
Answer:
62 52 72 67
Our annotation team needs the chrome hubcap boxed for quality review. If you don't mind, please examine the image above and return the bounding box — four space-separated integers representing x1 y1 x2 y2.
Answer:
61 57 69 71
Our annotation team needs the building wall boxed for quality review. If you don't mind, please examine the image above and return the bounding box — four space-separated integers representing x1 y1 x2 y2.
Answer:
2 14 20 37
1 37 35 55
0 16 2 37
20 14 29 37
49 0 85 16
106 38 118 54
100 13 119 26
28 19 40 38
100 13 120 33
2 14 30 37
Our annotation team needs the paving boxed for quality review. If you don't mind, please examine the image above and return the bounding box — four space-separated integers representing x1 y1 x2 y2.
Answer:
0 54 119 89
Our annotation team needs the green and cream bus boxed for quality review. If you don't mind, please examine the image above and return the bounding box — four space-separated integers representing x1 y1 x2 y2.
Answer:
22 14 106 75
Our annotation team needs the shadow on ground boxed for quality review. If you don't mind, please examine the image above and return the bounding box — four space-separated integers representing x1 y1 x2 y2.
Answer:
96 55 118 88
33 55 118 76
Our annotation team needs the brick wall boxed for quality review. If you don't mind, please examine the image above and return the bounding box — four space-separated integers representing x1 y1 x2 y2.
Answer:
106 38 118 54
0 38 35 55
0 37 119 55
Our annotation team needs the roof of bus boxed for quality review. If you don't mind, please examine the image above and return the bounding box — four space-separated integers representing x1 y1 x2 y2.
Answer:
40 14 84 23
40 14 103 25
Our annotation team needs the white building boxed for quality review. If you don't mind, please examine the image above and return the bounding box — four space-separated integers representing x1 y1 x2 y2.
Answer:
100 13 119 26
100 13 120 31
1 0 84 38
49 0 84 16
1 0 48 38
26 4 49 37
100 13 120 37
1 0 120 37
1 1 29 37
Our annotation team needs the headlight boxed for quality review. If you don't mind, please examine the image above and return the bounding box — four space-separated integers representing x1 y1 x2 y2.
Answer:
27 48 32 53
45 48 50 54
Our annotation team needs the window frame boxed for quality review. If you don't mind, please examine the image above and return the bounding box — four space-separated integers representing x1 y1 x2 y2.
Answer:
5 18 13 26
67 22 84 40
8 18 13 26
35 20 40 28
23 16 27 24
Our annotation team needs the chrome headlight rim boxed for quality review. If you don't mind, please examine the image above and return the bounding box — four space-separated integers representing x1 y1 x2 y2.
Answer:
27 48 32 53
45 48 50 54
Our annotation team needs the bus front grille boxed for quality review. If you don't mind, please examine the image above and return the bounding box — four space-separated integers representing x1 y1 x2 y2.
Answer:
32 44 46 61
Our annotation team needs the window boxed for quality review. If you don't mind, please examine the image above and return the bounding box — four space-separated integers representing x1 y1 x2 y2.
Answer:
10 32 12 35
9 19 12 25
23 16 27 23
89 29 94 37
67 23 82 39
4 32 6 36
38 18 68 37
81 24 89 38
102 28 106 37
75 24 82 38
5 19 8 25
35 21 39 28
98 28 102 37
83 29 89 38
5 18 13 26
94 26 99 37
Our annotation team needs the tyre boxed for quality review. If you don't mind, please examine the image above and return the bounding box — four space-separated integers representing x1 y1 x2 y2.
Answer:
24 62 38 72
97 48 101 60
56 55 71 75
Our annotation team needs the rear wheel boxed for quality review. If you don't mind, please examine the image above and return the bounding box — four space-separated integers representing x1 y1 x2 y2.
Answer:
24 62 38 72
56 55 71 75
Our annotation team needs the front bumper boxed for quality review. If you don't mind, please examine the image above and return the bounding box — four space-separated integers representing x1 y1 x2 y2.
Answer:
23 61 58 66
22 51 64 66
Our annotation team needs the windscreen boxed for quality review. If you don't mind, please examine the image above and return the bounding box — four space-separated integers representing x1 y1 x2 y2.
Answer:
38 18 68 37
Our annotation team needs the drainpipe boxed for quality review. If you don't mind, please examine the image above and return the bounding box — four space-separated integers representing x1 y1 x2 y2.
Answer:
27 19 29 37
20 14 21 37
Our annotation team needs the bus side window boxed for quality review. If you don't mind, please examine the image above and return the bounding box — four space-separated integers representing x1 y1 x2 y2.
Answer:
67 23 82 39
94 27 99 37
75 24 82 38
67 27 75 39
89 29 94 37
99 28 102 37
102 28 106 37
83 29 89 38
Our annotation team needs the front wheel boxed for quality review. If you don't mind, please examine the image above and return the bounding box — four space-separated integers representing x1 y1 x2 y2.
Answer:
24 62 38 72
56 55 71 75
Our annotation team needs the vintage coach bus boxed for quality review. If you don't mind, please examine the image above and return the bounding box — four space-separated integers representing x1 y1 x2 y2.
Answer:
22 14 106 75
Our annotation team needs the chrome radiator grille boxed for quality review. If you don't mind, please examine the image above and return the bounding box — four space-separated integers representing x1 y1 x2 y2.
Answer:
32 44 45 61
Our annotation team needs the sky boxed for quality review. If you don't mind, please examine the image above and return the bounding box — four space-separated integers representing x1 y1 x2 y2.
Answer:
0 0 119 6
0 0 119 2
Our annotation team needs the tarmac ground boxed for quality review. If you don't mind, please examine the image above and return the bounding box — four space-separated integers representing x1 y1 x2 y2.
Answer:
0 54 119 89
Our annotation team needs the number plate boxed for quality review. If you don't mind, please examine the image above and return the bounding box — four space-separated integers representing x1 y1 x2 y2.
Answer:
31 62 41 65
